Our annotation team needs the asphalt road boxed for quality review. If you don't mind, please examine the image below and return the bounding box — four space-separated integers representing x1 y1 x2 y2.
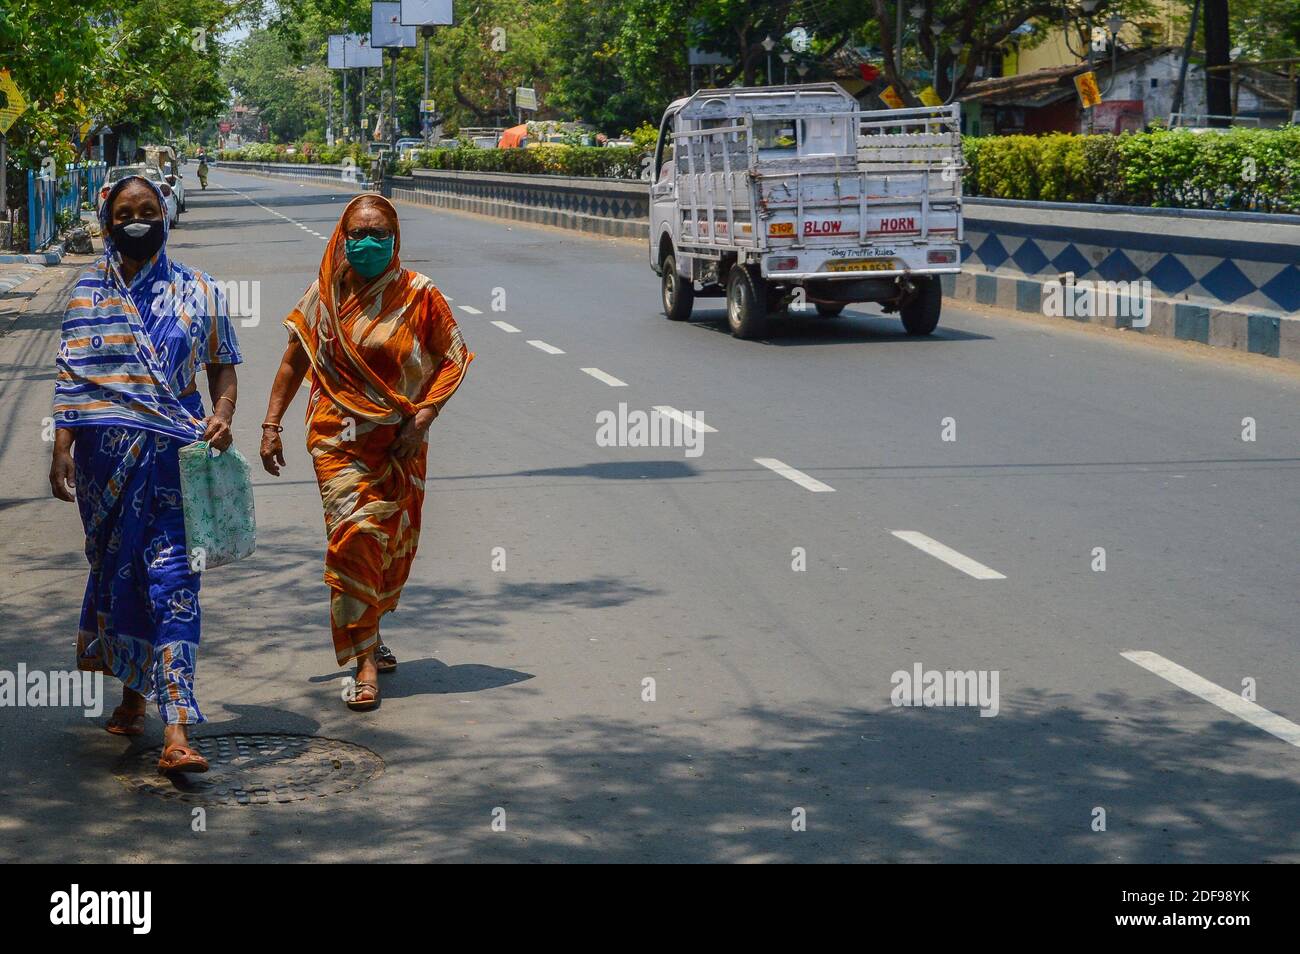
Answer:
1 168 1297 863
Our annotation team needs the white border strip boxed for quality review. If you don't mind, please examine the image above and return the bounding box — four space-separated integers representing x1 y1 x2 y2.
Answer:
754 457 834 493
581 367 628 387
1122 650 1300 748
653 405 716 434
889 530 1006 580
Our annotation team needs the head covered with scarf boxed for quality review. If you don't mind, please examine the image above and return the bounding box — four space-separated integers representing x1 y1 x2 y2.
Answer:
53 174 241 442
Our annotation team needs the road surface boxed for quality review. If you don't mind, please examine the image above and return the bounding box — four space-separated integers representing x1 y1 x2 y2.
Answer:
1 168 1297 862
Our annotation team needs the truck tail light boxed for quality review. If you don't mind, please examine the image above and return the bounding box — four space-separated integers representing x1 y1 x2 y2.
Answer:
767 256 799 271
99 186 110 202
927 249 957 264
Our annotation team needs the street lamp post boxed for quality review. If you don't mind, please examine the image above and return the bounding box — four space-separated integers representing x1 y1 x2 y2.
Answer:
762 34 776 86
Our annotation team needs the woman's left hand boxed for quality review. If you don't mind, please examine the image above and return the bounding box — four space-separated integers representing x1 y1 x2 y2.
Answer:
202 415 233 451
391 408 434 459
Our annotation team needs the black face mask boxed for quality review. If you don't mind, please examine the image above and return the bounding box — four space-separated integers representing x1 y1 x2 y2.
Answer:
111 218 165 262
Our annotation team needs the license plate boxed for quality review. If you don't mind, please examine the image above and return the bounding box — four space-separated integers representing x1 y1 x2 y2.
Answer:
826 258 894 272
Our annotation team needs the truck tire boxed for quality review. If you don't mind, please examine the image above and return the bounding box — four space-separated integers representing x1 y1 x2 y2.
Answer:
900 277 942 335
661 253 694 321
815 302 845 317
726 265 768 339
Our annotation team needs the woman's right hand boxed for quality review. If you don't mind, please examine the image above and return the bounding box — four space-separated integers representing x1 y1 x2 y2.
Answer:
49 449 76 501
260 427 286 476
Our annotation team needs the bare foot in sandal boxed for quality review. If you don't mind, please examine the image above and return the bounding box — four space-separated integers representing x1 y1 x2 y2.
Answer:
375 641 397 674
106 687 147 736
158 724 208 775
346 651 380 711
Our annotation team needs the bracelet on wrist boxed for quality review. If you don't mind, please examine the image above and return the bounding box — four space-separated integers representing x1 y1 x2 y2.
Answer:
261 422 283 432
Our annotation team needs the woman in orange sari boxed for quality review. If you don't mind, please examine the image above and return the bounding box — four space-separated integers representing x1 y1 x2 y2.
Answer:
259 194 471 711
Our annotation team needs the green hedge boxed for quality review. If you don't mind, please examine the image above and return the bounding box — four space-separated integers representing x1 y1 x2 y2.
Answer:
217 142 370 166
962 127 1300 213
398 145 644 180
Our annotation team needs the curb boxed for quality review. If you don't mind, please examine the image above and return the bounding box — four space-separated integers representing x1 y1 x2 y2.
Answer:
0 247 66 266
941 270 1299 363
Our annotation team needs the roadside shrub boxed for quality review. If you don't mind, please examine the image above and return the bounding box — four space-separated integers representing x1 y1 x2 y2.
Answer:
962 125 1300 212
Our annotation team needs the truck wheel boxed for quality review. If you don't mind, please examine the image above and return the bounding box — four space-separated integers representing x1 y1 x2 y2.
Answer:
815 303 845 317
726 265 768 339
661 254 694 321
900 277 942 335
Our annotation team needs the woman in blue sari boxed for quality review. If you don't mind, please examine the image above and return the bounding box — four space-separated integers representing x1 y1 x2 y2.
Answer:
50 175 242 774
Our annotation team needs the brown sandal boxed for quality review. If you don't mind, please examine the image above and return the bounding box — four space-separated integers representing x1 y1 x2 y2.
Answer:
158 743 209 775
106 704 146 737
375 643 397 674
345 680 380 712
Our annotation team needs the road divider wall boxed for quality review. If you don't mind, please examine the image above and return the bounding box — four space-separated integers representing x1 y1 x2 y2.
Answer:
384 169 649 239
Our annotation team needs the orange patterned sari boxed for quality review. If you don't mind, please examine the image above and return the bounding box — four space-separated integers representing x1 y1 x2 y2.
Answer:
285 194 472 665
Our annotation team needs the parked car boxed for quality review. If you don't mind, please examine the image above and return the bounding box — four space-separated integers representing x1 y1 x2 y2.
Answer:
98 164 180 227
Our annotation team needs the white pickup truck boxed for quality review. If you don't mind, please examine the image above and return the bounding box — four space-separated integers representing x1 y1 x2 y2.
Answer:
649 83 963 338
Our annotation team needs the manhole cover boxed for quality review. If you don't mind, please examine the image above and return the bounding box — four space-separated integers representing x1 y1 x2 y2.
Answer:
116 733 384 806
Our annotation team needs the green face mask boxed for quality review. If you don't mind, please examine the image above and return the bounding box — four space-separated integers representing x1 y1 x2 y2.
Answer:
344 235 394 279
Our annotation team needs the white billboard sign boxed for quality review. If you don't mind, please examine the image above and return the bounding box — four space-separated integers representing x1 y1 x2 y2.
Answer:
372 2 418 47
400 0 453 25
344 34 384 68
327 34 346 69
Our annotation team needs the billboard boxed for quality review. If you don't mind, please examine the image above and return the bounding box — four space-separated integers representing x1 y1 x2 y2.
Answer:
372 2 418 47
344 34 383 68
327 34 346 70
400 0 453 24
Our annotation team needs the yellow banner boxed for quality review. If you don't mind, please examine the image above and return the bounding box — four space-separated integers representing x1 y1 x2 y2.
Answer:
879 85 904 109
0 69 28 134
918 86 943 107
1075 71 1102 109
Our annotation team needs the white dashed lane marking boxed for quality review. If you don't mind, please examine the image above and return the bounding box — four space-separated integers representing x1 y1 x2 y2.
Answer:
653 405 715 433
527 340 565 355
581 368 628 387
889 530 1005 580
753 458 834 493
1122 651 1300 748
491 320 521 333
457 305 482 315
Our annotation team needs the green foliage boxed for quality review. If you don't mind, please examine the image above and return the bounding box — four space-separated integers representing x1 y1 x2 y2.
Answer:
404 145 643 179
962 127 1300 213
218 141 369 167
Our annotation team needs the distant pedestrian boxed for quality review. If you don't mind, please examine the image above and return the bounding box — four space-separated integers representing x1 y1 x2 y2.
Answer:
258 194 471 711
50 175 242 774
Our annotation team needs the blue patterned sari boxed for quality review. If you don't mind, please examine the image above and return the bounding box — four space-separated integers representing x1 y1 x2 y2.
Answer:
54 176 242 724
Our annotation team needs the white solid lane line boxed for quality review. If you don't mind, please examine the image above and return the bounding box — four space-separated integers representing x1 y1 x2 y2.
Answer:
889 530 1006 580
1122 650 1300 748
491 320 521 333
754 457 835 493
653 405 716 433
457 305 483 315
581 368 628 387
527 340 565 355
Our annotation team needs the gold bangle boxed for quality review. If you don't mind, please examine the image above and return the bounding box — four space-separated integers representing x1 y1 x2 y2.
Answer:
217 395 236 409
261 422 283 432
